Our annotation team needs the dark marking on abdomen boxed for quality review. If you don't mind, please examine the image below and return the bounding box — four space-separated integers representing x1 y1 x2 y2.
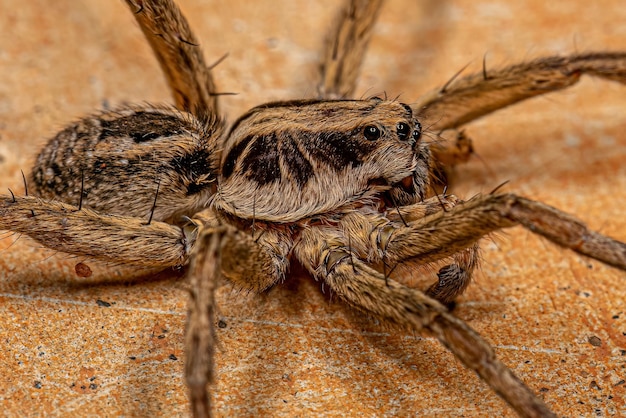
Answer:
169 149 217 195
98 112 186 142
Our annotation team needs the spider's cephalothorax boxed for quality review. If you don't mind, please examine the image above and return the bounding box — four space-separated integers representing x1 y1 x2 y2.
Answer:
2 1 626 417
217 99 426 222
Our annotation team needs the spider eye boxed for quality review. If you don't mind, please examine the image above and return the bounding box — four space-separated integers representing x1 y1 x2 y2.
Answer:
363 125 381 141
396 122 410 140
412 121 422 142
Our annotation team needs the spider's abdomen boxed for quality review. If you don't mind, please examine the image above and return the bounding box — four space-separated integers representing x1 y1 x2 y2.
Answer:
30 106 222 223
215 99 428 223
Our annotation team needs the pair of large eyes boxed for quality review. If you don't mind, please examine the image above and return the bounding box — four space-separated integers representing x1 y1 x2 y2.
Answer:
363 122 422 142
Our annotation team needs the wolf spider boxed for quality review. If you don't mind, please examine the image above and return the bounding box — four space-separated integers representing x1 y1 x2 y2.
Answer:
1 0 626 417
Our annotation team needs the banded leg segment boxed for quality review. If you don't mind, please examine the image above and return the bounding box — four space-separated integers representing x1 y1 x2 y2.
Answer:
415 52 626 132
125 0 220 116
0 195 189 268
338 195 480 303
383 193 626 270
294 226 556 418
185 227 221 418
337 192 626 302
183 218 290 418
318 0 383 99
426 242 479 304
220 228 292 292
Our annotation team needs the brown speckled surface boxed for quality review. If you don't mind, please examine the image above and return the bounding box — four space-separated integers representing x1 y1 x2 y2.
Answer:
0 1 625 416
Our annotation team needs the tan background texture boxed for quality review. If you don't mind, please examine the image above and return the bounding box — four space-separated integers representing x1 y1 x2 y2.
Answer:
0 0 625 416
